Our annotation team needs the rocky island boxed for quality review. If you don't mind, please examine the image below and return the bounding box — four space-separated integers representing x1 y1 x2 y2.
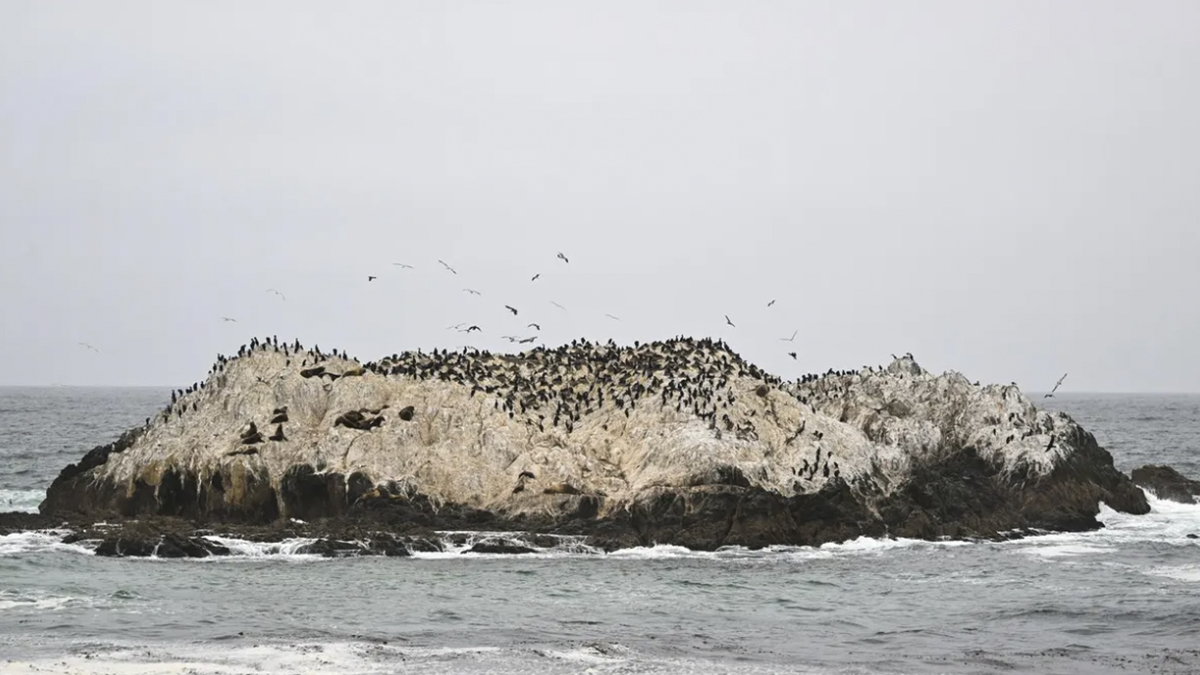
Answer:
24 337 1152 557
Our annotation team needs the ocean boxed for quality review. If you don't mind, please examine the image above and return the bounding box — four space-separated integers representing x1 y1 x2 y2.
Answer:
1 387 1198 674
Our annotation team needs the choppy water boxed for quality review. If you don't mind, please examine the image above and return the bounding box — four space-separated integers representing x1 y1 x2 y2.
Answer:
1 387 1199 674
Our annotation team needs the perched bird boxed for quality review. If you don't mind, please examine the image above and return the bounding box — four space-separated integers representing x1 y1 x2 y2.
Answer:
78 342 100 353
1044 373 1068 398
266 288 286 301
531 273 541 281
367 276 377 282
557 252 569 263
505 305 519 315
438 260 457 274
780 330 797 342
527 323 541 331
724 315 736 328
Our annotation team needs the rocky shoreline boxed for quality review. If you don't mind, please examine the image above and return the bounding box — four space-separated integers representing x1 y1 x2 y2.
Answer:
8 337 1182 557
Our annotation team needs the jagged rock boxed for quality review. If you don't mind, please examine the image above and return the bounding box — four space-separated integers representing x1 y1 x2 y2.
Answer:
297 538 363 557
467 541 537 555
1131 465 1200 504
39 340 1149 549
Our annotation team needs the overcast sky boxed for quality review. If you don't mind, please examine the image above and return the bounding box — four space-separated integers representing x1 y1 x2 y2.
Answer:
1 2 1198 392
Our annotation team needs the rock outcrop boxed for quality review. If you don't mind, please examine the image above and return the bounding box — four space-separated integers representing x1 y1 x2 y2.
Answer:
1130 465 1200 504
38 337 1149 551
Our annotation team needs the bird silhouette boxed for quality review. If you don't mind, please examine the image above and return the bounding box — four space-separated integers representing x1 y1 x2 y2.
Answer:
1044 373 1068 398
367 276 377 282
221 317 237 323
604 314 621 321
527 323 541 331
557 252 569 264
767 299 776 307
550 301 567 311
505 305 518 315
266 289 286 301
438 260 457 274
724 315 735 328
392 262 414 269
518 336 537 344
78 342 100 353
780 330 797 342
531 273 541 281
464 288 481 296
788 352 797 360
465 325 482 333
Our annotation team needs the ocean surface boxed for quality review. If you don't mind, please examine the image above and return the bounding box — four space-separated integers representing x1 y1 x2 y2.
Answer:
1 387 1199 674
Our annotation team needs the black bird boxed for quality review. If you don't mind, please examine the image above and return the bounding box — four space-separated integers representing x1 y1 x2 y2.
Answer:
367 276 377 281
221 317 237 323
505 305 518 315
531 274 541 281
527 323 541 331
465 325 482 333
605 314 621 321
724 315 735 328
767 299 776 307
518 336 537 344
788 352 797 360
780 330 797 342
1044 373 1068 398
438 260 457 274
557 252 569 263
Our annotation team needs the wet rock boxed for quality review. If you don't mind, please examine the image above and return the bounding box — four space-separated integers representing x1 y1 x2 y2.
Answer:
1130 465 1200 504
466 541 537 555
297 538 363 558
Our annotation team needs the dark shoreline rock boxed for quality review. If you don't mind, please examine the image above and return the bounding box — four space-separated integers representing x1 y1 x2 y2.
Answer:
1130 465 1200 504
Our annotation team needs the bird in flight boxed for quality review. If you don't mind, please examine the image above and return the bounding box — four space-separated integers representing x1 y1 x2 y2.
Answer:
518 336 537 344
787 352 797 360
267 289 286 301
724 315 736 328
78 342 100 353
1044 373 1068 398
464 288 481 296
605 313 621 321
447 322 468 331
527 323 541 331
501 335 519 342
780 330 797 342
392 263 414 269
767 299 776 307
221 317 238 322
550 301 567 311
367 276 377 282
531 273 541 282
505 305 519 315
438 260 457 274
464 325 482 333
557 252 569 264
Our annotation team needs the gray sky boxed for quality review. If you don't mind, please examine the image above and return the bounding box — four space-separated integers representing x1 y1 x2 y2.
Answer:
2 2 1198 392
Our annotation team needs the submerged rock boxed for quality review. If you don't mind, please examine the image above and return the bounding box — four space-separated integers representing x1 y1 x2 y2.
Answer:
37 338 1148 550
1130 465 1200 504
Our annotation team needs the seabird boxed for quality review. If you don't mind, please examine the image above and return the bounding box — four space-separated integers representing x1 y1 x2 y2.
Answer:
266 289 286 301
780 330 797 342
392 263 414 269
767 299 776 307
518 336 537 344
464 288 481 296
78 342 100 353
438 260 458 274
465 325 482 333
221 317 237 322
788 352 797 360
505 305 519 315
367 276 377 281
531 274 541 281
1044 373 1068 398
604 314 621 321
724 315 735 328
557 252 569 264
527 323 541 331
550 301 567 311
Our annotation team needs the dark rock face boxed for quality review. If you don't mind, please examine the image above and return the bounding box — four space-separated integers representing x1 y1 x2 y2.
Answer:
1131 465 1200 504
467 541 537 554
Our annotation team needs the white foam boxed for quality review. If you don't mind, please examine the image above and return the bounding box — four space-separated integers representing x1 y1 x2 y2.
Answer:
0 488 46 513
1143 564 1200 583
0 530 94 557
199 536 323 559
0 589 92 612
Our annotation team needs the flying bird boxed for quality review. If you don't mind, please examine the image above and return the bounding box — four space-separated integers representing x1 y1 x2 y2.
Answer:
724 315 735 328
447 323 468 331
1044 373 1068 398
550 301 567 311
367 276 377 282
780 330 797 342
392 263 414 269
221 317 238 323
518 336 537 344
604 313 621 321
527 323 541 331
505 305 518 315
557 252 569 264
464 325 482 333
464 288 481 296
501 336 519 343
438 260 457 274
266 289 286 301
78 342 100 353
767 299 776 307
531 273 541 282
788 352 797 360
